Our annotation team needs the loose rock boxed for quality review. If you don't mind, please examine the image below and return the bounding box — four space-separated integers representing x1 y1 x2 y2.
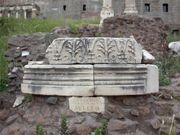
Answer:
13 95 25 108
46 97 58 105
150 118 161 129
130 109 139 117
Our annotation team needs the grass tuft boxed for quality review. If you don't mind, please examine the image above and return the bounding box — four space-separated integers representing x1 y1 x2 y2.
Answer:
156 54 180 86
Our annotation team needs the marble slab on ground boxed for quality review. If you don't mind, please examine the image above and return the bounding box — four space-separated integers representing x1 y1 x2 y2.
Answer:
69 97 105 113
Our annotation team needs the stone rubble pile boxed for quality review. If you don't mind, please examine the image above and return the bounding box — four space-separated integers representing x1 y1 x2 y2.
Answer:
5 33 49 93
5 31 72 93
79 15 169 57
1 84 180 135
101 15 169 57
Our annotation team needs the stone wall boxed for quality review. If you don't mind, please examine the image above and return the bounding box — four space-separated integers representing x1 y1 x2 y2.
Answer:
136 0 180 24
28 0 180 24
0 0 180 24
37 0 180 24
34 0 102 19
79 15 169 57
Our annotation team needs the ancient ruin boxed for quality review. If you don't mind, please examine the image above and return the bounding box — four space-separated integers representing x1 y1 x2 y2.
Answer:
0 0 180 24
21 37 159 98
0 3 38 19
1 8 180 133
100 0 114 26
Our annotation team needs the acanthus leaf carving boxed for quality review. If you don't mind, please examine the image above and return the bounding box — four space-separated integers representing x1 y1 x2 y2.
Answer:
45 37 142 64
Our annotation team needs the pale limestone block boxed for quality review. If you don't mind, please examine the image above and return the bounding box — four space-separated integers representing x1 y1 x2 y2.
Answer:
13 95 25 108
146 65 159 93
69 97 105 113
21 51 30 57
102 0 112 7
124 0 138 15
94 64 159 95
9 7 14 10
21 64 94 96
169 41 180 55
46 37 142 64
7 13 10 18
28 61 45 65
32 8 36 18
21 84 94 96
15 12 19 18
142 49 155 64
12 67 18 73
23 10 27 19
100 0 114 25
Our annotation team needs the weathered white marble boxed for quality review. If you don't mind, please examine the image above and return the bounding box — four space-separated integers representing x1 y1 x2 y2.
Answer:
15 12 19 18
13 95 25 108
21 64 159 96
7 13 10 18
32 8 37 18
69 97 105 113
169 41 180 55
142 49 155 64
28 61 45 65
21 65 94 96
46 37 142 64
146 65 159 94
21 51 30 57
94 64 159 95
21 37 159 97
100 0 114 26
124 0 138 15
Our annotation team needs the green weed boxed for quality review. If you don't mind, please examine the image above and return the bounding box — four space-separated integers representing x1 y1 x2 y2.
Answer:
24 94 33 102
166 33 180 44
36 114 70 135
89 120 108 135
0 36 8 92
36 124 53 135
156 54 180 86
60 114 69 135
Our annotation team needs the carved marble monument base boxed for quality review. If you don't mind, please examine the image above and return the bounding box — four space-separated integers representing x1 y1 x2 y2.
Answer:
21 64 158 96
21 37 159 96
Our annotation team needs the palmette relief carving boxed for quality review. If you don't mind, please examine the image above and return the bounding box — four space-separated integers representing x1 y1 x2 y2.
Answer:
46 37 142 64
